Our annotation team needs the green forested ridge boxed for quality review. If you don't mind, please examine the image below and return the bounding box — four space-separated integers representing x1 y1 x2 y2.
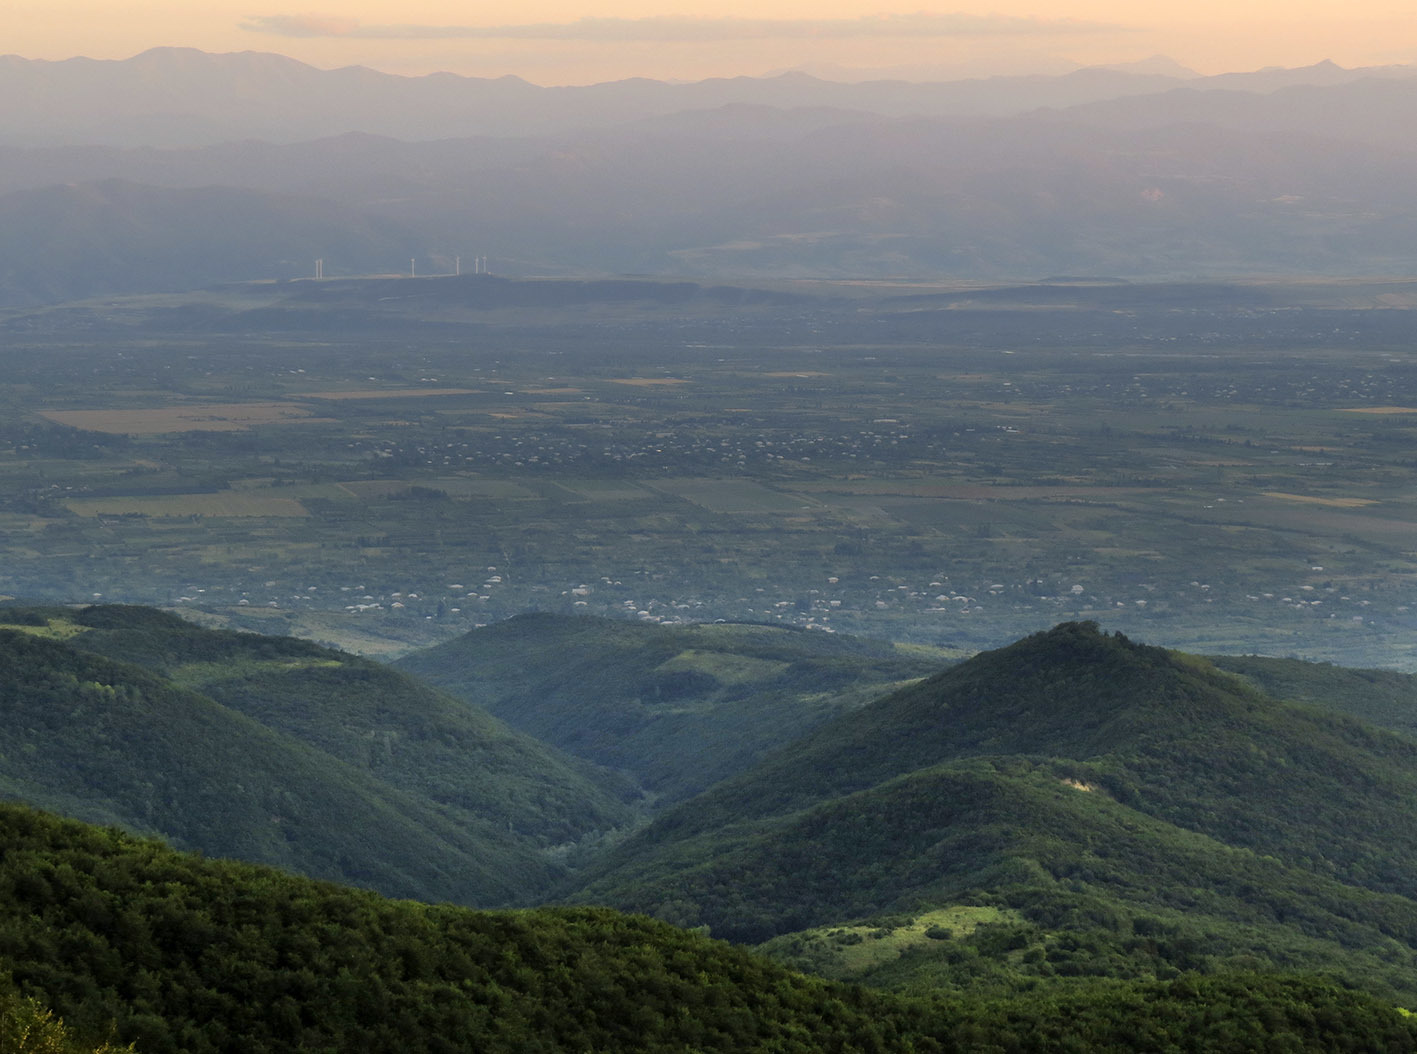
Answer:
0 627 551 904
396 612 954 802
564 623 1417 1001
2 802 1415 1054
1209 653 1417 739
0 608 639 905
584 621 1417 838
575 756 1417 999
62 605 642 845
924 973 1417 1053
0 803 912 1054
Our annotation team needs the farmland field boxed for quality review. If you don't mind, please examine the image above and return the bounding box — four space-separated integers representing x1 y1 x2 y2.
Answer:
4 274 1417 665
646 479 819 515
39 403 329 433
297 388 484 400
64 493 311 517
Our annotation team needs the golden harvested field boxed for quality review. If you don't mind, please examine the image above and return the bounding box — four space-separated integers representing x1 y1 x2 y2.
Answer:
1340 406 1417 414
608 378 690 386
1262 492 1380 508
38 404 329 434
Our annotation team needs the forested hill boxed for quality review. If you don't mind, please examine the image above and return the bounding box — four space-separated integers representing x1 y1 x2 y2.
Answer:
0 605 641 905
396 612 955 802
1208 652 1417 739
564 623 1417 1002
579 621 1417 846
61 604 643 843
2 802 1415 1054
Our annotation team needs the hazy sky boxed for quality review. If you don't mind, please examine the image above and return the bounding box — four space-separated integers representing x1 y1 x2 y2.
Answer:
9 1 1417 83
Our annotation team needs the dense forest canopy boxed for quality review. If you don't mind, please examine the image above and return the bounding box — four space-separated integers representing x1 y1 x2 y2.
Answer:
2 802 1415 1053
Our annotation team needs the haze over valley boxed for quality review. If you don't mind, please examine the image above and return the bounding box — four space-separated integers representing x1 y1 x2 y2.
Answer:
6 51 1417 304
6 29 1417 1053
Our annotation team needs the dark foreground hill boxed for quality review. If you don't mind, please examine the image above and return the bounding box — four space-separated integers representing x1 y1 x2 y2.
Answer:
565 623 1417 1002
0 605 641 905
2 802 1415 1054
396 613 954 802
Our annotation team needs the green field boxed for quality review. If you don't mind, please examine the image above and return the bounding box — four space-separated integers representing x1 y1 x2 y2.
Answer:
758 906 1020 981
65 493 311 517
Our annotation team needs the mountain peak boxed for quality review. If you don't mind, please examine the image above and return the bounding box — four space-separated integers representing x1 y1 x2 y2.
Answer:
990 619 1161 670
623 621 1205 835
571 623 1417 963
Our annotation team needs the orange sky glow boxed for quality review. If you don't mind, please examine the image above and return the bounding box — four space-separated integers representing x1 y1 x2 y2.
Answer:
8 1 1417 83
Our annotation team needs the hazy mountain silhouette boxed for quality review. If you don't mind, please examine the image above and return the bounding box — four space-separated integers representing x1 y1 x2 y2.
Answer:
6 47 1405 149
4 51 1417 302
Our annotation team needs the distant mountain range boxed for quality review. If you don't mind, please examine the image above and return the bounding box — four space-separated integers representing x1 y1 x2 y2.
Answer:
2 48 1413 147
2 50 1417 302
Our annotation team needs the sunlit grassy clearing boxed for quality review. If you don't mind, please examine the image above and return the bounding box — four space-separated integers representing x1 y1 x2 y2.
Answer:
757 906 1020 980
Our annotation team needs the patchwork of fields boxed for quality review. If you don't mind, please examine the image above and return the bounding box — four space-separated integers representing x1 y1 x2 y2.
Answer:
4 276 1417 664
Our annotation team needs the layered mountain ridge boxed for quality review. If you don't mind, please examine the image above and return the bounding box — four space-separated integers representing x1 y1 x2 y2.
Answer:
4 51 1417 303
6 800 1415 1052
6 606 1417 1042
395 611 955 802
563 623 1417 1000
10 48 1403 147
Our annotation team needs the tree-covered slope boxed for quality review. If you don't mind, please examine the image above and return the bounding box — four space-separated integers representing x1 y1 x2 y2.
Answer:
564 623 1417 1000
0 627 559 905
62 605 642 846
585 756 1417 998
2 802 1415 1054
0 803 928 1054
1209 653 1417 739
0 606 642 905
587 623 1417 863
396 613 953 802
